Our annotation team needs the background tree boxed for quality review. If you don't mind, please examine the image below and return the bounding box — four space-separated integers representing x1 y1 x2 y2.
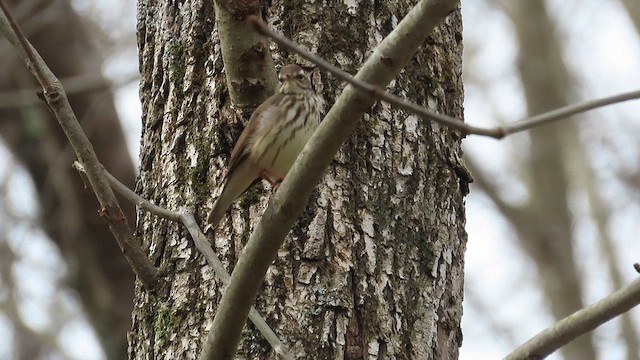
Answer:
462 1 640 359
0 0 136 359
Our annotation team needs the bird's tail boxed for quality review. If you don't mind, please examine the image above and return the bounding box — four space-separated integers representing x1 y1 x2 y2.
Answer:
207 161 259 228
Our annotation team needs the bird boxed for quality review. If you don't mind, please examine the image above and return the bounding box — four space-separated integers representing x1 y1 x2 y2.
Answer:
206 64 322 228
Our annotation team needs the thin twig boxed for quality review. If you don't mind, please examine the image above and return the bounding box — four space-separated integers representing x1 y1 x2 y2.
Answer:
0 1 158 289
76 162 293 360
503 90 640 135
505 277 640 360
249 16 640 139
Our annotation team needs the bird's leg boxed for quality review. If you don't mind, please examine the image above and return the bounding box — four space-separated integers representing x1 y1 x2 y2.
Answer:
260 169 285 191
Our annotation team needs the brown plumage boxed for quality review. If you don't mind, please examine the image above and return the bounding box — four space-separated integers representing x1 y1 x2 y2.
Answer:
206 64 321 228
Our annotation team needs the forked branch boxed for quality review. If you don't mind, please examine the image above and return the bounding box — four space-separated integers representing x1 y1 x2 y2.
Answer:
73 162 293 360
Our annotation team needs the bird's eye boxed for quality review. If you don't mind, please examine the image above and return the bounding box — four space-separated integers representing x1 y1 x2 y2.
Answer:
295 73 305 80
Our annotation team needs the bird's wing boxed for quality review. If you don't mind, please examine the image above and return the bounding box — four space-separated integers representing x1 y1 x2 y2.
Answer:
207 93 284 227
224 92 284 180
206 158 261 227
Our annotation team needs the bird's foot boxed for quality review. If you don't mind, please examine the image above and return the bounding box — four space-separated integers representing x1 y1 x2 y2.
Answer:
260 170 285 191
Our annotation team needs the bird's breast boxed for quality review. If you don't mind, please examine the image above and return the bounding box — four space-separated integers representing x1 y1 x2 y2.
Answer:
250 94 321 176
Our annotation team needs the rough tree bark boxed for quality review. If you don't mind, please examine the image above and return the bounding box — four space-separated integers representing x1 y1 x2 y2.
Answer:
130 1 468 359
0 1 135 359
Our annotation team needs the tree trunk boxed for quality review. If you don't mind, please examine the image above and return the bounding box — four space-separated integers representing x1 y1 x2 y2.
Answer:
130 1 468 359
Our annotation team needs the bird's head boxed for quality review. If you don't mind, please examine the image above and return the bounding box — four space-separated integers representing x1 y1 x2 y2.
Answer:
278 64 312 94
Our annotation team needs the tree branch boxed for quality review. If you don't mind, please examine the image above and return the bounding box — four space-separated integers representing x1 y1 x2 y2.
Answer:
215 0 277 108
502 90 640 135
505 276 640 360
0 1 158 289
199 1 461 359
73 162 293 360
250 16 640 139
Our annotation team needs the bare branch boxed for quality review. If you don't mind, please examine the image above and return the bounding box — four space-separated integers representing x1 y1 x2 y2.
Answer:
505 277 640 360
250 16 640 139
579 149 640 358
200 1 461 359
75 162 293 360
215 0 277 108
502 90 640 135
0 1 158 289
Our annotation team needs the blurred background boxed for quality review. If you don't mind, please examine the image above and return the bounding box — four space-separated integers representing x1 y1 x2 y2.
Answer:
0 0 638 359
